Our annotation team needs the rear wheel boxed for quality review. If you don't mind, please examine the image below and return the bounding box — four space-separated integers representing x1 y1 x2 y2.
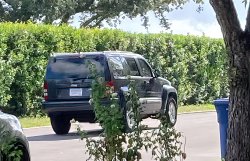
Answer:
165 97 177 126
50 116 71 135
123 102 135 133
119 94 134 133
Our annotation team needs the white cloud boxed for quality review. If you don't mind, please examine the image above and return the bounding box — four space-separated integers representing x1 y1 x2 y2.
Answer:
167 19 222 38
198 22 222 38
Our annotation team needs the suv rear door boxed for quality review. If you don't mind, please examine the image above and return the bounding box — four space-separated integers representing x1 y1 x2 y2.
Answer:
45 54 108 101
107 56 147 110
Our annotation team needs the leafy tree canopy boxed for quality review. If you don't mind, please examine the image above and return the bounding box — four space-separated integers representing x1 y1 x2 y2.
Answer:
0 0 202 28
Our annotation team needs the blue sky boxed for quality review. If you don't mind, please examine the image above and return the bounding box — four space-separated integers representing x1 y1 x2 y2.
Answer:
103 0 248 38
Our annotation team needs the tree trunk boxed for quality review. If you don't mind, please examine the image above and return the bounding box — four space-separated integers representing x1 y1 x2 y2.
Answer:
209 0 250 160
226 35 250 160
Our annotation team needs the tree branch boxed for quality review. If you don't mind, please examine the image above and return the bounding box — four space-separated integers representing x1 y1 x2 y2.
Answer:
90 15 108 28
80 14 100 27
61 13 71 24
245 3 250 32
209 0 242 39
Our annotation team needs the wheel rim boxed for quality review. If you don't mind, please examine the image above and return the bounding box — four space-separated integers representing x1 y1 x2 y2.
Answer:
126 106 135 129
168 102 176 124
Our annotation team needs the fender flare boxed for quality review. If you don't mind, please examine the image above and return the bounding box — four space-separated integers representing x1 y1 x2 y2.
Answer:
118 86 129 108
161 85 178 112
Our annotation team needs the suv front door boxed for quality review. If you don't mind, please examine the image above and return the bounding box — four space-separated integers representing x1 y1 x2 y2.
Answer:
137 58 162 114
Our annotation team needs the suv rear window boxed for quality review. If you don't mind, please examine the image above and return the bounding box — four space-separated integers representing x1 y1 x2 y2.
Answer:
46 56 104 79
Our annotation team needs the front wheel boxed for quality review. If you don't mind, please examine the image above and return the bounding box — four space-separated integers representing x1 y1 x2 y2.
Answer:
165 97 177 126
50 116 71 135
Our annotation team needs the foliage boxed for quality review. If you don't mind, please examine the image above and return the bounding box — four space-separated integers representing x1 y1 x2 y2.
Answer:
0 122 22 161
0 23 227 116
0 0 203 28
80 63 125 161
149 117 183 161
78 69 183 160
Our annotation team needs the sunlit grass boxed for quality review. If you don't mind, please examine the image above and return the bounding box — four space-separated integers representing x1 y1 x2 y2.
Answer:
19 104 215 128
19 116 50 128
178 104 215 113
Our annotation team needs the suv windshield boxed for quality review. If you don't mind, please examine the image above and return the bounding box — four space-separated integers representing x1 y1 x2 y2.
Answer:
46 56 104 79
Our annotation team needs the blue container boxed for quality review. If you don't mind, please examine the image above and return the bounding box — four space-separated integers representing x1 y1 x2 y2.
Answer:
213 98 229 158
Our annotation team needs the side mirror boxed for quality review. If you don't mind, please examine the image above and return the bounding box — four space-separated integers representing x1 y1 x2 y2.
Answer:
154 69 161 78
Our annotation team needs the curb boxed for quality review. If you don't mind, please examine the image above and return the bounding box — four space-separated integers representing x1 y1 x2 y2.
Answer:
23 123 87 130
23 126 51 130
178 110 216 115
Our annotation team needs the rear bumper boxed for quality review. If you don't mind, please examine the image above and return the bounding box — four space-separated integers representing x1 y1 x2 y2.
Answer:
42 100 112 122
42 100 93 113
42 99 112 113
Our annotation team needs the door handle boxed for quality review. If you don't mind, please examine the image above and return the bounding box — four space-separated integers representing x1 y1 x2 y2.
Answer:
142 80 150 91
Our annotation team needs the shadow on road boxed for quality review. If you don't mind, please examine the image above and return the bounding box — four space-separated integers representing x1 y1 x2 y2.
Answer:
27 129 104 142
27 125 159 142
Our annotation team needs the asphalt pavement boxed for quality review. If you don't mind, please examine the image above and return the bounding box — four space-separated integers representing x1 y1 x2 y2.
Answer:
24 112 220 161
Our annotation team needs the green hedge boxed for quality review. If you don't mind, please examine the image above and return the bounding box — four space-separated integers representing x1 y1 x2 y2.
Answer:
0 23 228 116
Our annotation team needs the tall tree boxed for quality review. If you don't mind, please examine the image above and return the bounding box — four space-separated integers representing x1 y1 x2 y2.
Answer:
209 0 250 160
0 0 202 28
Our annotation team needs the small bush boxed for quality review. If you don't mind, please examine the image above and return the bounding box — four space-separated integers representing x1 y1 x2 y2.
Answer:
78 69 184 160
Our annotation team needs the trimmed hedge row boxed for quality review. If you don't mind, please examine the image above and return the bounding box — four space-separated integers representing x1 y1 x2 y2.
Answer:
0 23 228 116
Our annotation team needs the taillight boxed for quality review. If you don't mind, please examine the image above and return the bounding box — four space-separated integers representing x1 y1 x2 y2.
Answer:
106 81 114 87
43 81 48 101
105 81 114 96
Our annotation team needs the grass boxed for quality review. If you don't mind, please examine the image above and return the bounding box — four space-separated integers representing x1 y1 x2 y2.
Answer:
19 116 50 128
178 104 215 113
19 104 215 128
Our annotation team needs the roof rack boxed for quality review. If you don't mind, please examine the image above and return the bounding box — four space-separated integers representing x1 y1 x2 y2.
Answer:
52 52 77 57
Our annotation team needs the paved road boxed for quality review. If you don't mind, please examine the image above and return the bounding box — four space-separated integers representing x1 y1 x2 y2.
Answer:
24 112 220 161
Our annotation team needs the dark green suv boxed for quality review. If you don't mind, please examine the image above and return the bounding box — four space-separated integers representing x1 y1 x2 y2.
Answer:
42 51 178 134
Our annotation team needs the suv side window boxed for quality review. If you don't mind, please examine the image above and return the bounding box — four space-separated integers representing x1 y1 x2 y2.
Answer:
138 59 152 77
125 58 140 76
109 56 125 78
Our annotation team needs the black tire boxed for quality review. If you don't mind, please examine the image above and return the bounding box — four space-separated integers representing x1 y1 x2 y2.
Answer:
119 94 133 133
165 97 177 126
123 102 134 133
50 116 71 135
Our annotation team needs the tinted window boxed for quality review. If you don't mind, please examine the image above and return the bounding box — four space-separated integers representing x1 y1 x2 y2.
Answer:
46 56 104 79
109 56 125 77
138 59 152 77
125 58 140 76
